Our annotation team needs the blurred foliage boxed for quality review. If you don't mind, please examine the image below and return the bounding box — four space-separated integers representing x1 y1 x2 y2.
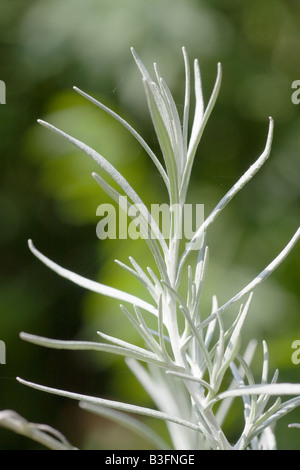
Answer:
0 0 299 450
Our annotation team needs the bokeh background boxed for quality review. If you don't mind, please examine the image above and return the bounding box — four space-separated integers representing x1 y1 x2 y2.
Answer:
1 0 300 450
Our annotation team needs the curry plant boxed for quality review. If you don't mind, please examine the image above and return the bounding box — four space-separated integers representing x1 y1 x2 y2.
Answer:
11 48 300 449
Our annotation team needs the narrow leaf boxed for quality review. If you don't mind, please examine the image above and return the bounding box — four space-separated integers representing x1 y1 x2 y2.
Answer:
119 305 164 358
0 410 76 450
17 377 202 433
180 62 222 200
202 226 300 328
182 47 191 155
37 119 168 278
96 331 155 357
92 171 168 256
217 382 300 401
20 332 166 366
114 259 156 301
180 117 274 271
143 79 179 203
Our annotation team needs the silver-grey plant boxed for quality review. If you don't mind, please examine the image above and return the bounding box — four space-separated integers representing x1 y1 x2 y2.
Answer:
13 48 300 449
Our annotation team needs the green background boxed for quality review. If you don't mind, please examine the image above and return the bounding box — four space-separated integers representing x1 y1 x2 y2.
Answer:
1 0 300 449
